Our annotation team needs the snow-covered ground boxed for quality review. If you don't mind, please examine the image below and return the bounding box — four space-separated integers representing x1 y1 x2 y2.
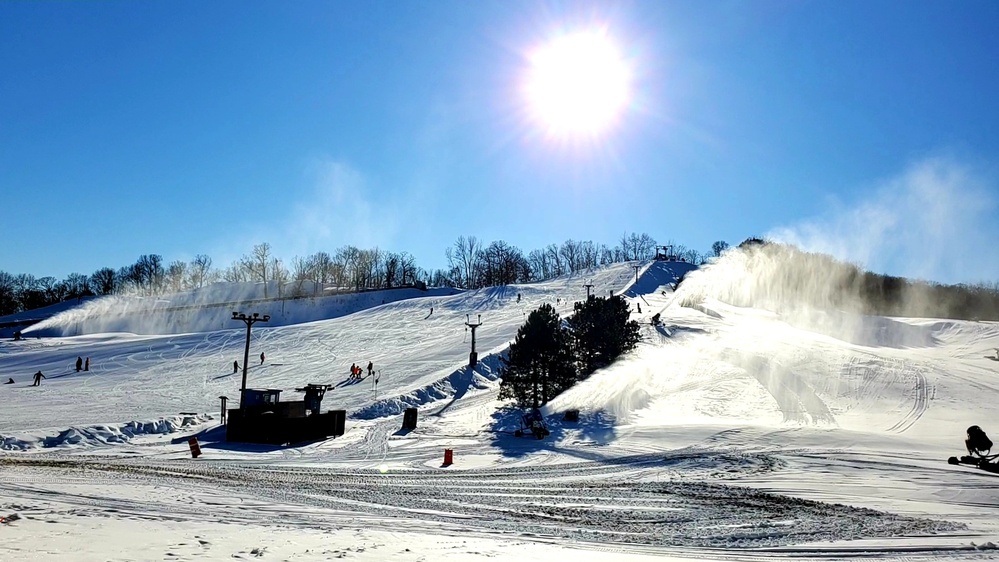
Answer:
3 259 999 561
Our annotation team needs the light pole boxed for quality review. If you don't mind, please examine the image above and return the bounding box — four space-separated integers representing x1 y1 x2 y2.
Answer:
633 264 641 284
465 314 482 369
232 311 270 409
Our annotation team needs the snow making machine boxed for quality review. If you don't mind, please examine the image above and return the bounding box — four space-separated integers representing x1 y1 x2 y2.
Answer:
948 425 999 474
515 408 550 440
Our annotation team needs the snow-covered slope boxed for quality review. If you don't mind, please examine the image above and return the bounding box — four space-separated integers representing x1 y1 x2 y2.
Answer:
4 257 999 560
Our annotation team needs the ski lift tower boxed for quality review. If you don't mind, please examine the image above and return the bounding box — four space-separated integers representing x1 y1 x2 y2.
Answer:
232 311 270 410
465 314 483 369
583 282 594 299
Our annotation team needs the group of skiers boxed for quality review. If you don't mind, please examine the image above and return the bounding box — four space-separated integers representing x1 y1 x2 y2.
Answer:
232 352 266 373
9 356 93 387
349 361 373 381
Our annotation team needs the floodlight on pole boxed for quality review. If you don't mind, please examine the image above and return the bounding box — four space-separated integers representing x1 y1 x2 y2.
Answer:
232 311 270 409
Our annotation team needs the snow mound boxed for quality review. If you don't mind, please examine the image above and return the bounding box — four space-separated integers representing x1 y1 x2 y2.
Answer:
352 353 504 420
0 414 213 450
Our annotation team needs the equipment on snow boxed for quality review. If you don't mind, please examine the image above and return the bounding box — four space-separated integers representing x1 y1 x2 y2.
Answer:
948 425 999 473
514 408 550 440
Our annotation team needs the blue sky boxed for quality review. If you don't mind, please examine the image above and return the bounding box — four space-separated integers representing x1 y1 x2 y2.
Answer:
2 1 998 284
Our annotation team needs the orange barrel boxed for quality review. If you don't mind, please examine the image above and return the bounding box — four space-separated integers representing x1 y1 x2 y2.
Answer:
188 437 202 458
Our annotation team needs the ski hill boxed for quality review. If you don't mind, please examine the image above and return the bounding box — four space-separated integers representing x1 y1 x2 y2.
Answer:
3 256 999 561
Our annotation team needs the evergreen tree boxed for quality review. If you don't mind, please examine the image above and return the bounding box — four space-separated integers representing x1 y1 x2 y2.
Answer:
568 295 641 376
499 303 576 408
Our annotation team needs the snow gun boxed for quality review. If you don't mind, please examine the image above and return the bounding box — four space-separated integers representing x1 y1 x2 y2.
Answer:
948 425 999 473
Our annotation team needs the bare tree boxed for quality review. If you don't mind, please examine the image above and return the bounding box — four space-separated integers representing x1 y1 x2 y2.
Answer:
241 243 272 297
545 244 564 277
446 235 482 289
398 251 418 285
712 240 730 257
560 239 582 272
291 255 312 296
270 257 289 298
578 240 599 269
90 267 117 296
188 254 213 289
222 261 249 283
61 273 91 299
167 261 187 293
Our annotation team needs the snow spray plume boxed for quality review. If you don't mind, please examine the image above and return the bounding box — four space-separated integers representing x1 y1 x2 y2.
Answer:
23 281 284 337
674 243 939 347
769 158 996 286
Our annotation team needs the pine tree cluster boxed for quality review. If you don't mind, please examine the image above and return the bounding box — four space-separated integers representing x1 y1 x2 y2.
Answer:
499 295 640 408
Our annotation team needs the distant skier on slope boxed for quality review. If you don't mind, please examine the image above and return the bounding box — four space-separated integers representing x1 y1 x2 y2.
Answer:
32 371 45 386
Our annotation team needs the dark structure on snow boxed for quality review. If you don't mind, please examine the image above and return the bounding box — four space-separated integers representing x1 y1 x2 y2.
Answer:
225 384 345 445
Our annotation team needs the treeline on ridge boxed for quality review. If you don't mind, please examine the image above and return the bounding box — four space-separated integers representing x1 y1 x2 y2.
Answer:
0 233 718 316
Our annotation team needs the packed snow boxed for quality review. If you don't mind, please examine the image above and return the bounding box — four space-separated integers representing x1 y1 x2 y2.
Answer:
2 258 999 561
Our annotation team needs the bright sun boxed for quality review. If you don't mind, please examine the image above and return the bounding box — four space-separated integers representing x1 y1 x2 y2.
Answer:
524 30 631 137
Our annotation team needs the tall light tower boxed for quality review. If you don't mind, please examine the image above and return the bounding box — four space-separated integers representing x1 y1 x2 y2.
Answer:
232 311 270 409
465 314 483 369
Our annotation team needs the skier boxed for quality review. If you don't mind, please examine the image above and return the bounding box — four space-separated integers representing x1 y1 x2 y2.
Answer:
233 360 239 374
517 293 521 303
260 352 265 365
4 378 13 385
84 357 90 371
367 361 373 377
32 371 45 386
75 356 83 372
350 363 357 380
637 303 642 314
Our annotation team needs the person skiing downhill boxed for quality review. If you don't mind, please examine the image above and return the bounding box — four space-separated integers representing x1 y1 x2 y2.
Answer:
260 352 265 365
32 371 45 386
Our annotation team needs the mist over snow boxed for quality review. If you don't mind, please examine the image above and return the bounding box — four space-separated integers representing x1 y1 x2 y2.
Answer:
768 157 998 284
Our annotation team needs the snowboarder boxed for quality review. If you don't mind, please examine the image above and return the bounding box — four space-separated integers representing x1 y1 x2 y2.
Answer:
233 360 239 374
32 371 45 386
84 357 90 371
4 378 13 384
367 361 373 377
260 352 265 365
75 356 83 372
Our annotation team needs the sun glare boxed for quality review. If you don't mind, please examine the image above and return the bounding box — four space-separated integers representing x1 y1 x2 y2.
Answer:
524 30 631 138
